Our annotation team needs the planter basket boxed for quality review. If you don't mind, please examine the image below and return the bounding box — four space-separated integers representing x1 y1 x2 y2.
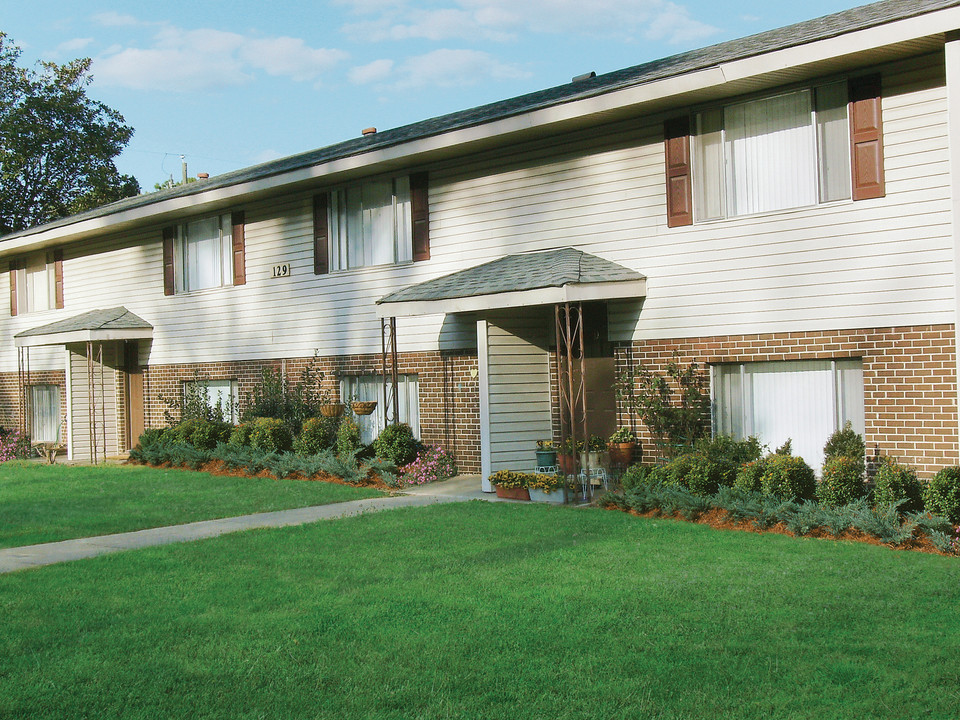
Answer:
494 485 530 501
528 487 564 504
319 403 345 418
608 442 635 466
351 401 378 416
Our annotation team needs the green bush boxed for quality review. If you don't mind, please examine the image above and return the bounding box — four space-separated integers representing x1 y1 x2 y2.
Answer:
189 418 233 450
734 459 767 493
136 428 166 450
823 421 865 474
761 454 816 501
335 418 363 457
817 456 865 507
692 435 763 464
229 422 255 447
293 416 339 456
372 423 421 466
620 464 654 491
683 455 737 496
924 466 960 523
248 417 293 454
873 457 923 513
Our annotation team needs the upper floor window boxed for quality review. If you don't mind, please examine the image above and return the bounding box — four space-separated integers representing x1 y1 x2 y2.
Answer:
693 82 850 221
175 214 233 293
9 250 63 316
329 177 412 271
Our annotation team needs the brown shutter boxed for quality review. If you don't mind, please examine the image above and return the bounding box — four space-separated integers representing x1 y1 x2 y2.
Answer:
232 211 246 286
53 249 64 309
313 194 329 275
410 172 430 262
849 74 885 201
162 227 176 296
9 260 18 317
664 117 693 227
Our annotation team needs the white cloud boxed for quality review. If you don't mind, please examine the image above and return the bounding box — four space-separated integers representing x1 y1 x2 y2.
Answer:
93 25 347 92
350 49 529 90
92 11 143 27
54 38 94 55
338 0 719 45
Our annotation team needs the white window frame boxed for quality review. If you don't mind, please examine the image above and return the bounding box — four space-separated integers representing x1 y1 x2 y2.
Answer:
183 379 238 423
711 358 864 471
15 251 56 314
692 81 851 222
328 176 412 271
340 374 420 445
173 214 233 293
30 384 61 443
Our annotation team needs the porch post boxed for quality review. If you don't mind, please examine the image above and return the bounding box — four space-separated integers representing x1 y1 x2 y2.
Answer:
380 317 400 426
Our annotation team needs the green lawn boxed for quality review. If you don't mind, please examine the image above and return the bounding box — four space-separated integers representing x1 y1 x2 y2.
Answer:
0 461 383 548
1 501 958 719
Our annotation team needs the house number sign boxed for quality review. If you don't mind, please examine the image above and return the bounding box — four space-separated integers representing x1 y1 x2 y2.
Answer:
271 263 292 279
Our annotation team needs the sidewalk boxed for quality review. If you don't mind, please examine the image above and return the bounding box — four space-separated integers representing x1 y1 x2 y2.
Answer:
0 475 493 574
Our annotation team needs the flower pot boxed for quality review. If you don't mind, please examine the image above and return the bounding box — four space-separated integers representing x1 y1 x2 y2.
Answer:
607 442 636 466
494 485 530 501
535 449 558 467
528 487 564 504
580 451 605 470
351 401 377 416
319 403 345 418
557 453 576 475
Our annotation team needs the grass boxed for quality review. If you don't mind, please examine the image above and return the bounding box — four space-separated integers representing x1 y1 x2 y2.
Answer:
0 461 383 548
1 501 958 719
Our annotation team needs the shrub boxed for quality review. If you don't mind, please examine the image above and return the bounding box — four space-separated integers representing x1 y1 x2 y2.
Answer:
293 416 338 456
734 459 767 493
135 428 166 450
823 421 865 474
684 455 737 496
0 427 30 462
761 454 816 501
692 434 763 464
248 417 294 454
817 456 865 507
924 466 960 523
240 353 330 434
372 423 421 466
335 418 362 457
400 445 456 486
187 418 233 450
661 454 696 487
229 422 255 447
873 457 923 513
620 464 653 491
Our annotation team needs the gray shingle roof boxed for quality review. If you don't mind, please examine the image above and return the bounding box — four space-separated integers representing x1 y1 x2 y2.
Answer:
3 0 957 243
15 307 152 338
378 248 645 304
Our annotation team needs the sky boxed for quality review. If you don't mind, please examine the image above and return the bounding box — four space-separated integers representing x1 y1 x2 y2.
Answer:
4 0 868 191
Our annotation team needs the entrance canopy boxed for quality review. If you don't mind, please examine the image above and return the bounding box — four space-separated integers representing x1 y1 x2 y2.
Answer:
376 248 646 317
15 307 153 348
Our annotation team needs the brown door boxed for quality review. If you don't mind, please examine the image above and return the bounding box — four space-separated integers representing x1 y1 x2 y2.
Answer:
124 341 144 450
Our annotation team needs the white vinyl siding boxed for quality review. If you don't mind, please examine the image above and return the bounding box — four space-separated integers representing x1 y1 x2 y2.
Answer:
174 214 233 293
67 342 119 461
329 177 412 271
713 359 864 471
694 83 850 221
341 375 419 445
30 384 60 443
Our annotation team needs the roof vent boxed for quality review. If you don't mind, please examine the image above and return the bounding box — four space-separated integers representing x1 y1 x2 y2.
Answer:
196 172 209 180
362 127 377 136
572 71 596 83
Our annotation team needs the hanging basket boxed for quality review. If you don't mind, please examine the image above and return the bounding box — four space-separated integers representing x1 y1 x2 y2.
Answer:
351 401 378 416
319 403 345 418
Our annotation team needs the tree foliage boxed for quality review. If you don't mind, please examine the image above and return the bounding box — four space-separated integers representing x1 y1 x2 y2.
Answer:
0 33 139 234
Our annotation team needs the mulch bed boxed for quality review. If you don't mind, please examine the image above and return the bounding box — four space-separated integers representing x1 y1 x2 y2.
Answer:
611 505 953 556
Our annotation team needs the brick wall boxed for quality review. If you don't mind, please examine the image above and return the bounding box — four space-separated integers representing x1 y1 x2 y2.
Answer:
0 369 66 438
614 325 958 477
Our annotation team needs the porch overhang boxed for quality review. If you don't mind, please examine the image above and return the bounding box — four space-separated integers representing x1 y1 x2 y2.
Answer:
376 248 646 318
14 307 153 348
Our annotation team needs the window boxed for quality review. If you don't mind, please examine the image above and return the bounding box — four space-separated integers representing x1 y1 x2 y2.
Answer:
713 359 863 471
329 177 412 271
174 214 234 292
693 83 850 221
183 379 238 423
31 384 61 443
341 375 419 445
12 251 60 314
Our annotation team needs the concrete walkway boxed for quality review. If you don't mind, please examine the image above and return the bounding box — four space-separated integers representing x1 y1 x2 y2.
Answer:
0 475 494 574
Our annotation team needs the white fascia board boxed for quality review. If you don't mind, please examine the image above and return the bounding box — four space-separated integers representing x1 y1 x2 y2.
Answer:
15 328 153 348
376 279 646 318
5 7 960 255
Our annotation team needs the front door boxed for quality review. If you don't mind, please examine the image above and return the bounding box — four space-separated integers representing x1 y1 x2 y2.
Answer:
124 341 144 450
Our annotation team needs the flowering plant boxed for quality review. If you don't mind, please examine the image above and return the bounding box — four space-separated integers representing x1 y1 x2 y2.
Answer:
0 428 30 462
536 439 556 450
609 427 637 444
527 472 564 492
587 435 607 452
400 445 457 486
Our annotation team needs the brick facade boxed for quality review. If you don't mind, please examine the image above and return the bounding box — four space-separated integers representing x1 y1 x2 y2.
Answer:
0 369 66 438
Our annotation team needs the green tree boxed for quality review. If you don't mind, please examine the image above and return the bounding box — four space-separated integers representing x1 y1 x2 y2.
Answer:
0 33 139 234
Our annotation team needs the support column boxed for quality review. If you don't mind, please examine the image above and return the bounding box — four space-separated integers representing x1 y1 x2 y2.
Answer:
477 318 492 491
947 32 960 433
380 317 399 427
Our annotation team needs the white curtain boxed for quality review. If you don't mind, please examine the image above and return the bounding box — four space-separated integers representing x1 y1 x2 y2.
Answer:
815 82 852 203
31 385 60 442
342 375 420 445
181 215 230 291
330 177 411 270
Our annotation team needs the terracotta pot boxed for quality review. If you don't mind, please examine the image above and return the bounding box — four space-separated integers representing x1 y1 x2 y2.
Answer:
608 442 636 465
557 453 576 475
319 403 345 418
494 485 530 501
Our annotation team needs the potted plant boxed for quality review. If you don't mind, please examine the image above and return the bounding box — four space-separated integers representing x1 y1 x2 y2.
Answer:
527 472 565 504
489 469 530 501
557 436 582 475
608 427 638 465
351 400 378 416
535 439 557 468
317 371 344 417
580 435 607 471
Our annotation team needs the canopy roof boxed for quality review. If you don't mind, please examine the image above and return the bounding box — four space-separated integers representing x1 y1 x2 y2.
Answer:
377 248 646 317
15 307 153 347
